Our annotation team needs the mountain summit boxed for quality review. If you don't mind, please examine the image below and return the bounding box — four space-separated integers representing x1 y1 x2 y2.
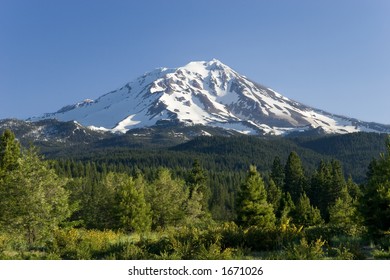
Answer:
30 59 390 135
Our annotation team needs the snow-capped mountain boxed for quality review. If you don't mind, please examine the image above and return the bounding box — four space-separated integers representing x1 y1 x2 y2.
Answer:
30 59 390 135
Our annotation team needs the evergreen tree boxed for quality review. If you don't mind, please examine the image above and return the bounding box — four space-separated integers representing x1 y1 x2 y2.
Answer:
270 156 285 189
147 168 187 229
292 193 323 227
0 129 21 173
346 176 362 200
278 192 295 224
236 165 275 229
310 160 332 217
284 152 307 203
186 159 210 209
0 147 71 246
266 178 282 213
183 184 213 227
329 160 347 204
118 174 152 233
310 160 347 221
328 186 362 236
360 138 390 239
88 171 120 229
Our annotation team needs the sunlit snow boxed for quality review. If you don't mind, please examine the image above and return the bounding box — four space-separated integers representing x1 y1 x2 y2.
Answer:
29 59 390 135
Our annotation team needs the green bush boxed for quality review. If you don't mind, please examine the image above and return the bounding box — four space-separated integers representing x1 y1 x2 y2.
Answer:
372 248 390 259
244 226 279 251
283 238 326 260
134 226 239 260
101 242 147 260
304 225 334 243
51 228 120 259
326 244 354 260
219 222 245 249
328 235 366 259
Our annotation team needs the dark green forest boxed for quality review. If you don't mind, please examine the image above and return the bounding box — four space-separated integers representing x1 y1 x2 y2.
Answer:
0 129 389 260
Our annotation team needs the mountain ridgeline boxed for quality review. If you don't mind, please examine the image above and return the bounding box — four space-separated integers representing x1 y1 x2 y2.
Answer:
29 59 390 135
1 117 387 184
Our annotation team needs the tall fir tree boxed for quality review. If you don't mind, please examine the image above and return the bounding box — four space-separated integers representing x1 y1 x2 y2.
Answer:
360 138 390 239
310 160 347 222
277 192 295 224
236 165 275 229
284 152 307 203
0 129 21 174
118 174 152 233
270 156 285 189
310 160 332 220
292 193 323 227
266 178 282 214
329 160 347 204
147 168 187 229
328 186 362 236
186 159 210 209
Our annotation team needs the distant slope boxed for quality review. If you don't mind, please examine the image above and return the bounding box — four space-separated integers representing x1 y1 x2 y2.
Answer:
293 132 389 181
1 120 388 183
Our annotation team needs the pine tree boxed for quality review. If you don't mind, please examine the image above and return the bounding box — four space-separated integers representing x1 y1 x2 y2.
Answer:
360 138 390 239
284 152 307 203
0 129 21 173
236 165 275 229
310 160 332 217
266 178 282 213
328 186 361 236
183 184 212 227
186 159 210 209
148 168 187 229
0 146 71 246
310 160 347 222
118 175 152 233
278 192 295 224
346 176 362 200
329 160 347 204
292 193 323 227
87 171 120 229
271 156 285 189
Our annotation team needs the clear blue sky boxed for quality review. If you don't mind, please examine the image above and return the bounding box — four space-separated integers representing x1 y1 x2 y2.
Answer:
1 0 389 124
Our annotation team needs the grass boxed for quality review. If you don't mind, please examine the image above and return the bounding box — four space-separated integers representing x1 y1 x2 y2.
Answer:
1 227 388 260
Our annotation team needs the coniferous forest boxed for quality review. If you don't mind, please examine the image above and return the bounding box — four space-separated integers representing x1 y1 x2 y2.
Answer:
0 129 389 260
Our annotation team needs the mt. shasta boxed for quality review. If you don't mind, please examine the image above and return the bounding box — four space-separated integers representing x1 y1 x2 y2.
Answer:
30 59 390 135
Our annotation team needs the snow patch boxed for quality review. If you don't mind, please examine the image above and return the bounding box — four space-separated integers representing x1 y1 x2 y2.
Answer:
112 115 141 133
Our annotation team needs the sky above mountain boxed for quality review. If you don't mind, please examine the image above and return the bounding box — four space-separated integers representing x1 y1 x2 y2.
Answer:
1 0 389 124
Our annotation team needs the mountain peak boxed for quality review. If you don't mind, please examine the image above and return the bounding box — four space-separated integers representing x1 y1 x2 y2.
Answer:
178 59 232 76
29 60 390 135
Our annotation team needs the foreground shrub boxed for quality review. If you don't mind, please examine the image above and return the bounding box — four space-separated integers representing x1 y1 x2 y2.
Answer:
219 222 245 249
283 238 326 260
51 228 120 259
372 248 390 259
134 226 239 260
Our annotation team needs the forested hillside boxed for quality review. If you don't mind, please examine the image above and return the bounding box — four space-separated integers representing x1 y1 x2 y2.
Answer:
0 129 389 260
39 131 388 183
